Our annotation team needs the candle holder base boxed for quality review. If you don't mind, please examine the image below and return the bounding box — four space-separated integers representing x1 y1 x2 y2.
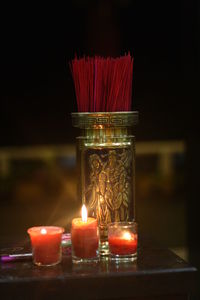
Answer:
34 259 62 267
72 255 99 264
99 241 109 256
109 252 137 262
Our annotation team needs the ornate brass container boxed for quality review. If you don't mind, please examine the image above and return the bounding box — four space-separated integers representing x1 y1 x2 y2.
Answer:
72 111 138 255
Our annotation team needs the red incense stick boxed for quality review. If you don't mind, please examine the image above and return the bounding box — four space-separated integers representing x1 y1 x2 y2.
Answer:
70 53 134 112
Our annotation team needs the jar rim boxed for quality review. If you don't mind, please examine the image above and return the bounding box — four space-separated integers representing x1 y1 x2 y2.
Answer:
71 111 139 129
108 221 138 229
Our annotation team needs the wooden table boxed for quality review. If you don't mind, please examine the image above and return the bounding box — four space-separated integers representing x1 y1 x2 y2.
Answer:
0 236 197 300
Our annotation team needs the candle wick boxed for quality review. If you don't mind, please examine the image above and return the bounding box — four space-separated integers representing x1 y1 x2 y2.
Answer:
41 228 47 235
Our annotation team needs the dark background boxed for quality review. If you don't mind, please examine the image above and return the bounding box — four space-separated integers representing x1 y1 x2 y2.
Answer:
0 0 198 145
0 0 199 297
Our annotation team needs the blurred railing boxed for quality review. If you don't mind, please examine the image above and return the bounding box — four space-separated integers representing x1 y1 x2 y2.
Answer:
0 140 185 177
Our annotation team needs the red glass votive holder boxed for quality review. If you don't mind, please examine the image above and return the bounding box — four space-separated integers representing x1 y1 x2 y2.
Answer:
108 222 138 262
27 226 64 266
71 217 99 263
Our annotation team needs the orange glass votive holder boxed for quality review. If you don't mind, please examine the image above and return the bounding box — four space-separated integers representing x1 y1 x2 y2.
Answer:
108 222 138 262
71 217 99 263
27 226 64 266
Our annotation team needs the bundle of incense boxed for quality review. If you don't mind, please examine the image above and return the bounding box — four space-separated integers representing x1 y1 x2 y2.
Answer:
70 53 134 112
61 233 71 247
0 253 32 263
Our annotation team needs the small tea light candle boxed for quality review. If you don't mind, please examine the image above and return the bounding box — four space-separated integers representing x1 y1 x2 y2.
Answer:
71 204 99 263
27 226 64 266
108 222 138 261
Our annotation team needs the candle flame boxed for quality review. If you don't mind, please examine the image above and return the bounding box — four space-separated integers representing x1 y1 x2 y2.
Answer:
123 231 132 240
81 204 87 222
41 228 47 235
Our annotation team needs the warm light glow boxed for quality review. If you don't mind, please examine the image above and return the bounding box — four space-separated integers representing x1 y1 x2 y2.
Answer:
122 231 132 240
81 204 87 222
41 228 47 235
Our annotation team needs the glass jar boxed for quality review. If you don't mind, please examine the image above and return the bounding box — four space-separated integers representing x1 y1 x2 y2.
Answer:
72 111 138 255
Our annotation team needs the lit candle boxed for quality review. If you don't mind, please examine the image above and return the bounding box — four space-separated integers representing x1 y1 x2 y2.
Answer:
27 226 64 266
71 204 99 262
108 222 138 261
108 231 137 255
